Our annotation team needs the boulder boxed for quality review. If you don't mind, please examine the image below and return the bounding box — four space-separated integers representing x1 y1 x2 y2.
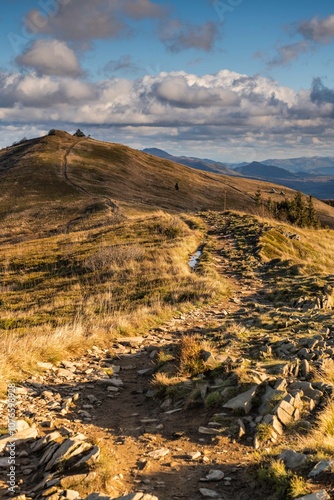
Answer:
288 382 323 403
273 399 295 417
276 406 292 426
262 414 283 435
300 359 310 378
223 385 258 414
279 450 307 469
258 387 285 415
308 460 334 478
201 470 225 481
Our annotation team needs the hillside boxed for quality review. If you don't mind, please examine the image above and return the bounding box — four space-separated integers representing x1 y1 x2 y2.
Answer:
2 130 334 243
1 211 334 499
232 162 334 199
143 149 334 199
1 132 334 499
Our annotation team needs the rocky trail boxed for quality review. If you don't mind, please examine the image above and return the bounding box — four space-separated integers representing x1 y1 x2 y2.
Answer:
1 213 334 500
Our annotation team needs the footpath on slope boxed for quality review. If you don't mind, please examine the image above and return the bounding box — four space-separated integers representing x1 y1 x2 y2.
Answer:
62 138 120 233
1 213 334 500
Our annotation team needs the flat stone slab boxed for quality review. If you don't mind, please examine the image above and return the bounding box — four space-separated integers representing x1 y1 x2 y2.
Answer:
147 448 170 459
106 378 124 387
297 491 330 500
113 494 158 500
0 428 38 453
199 488 220 498
198 426 222 435
187 451 201 460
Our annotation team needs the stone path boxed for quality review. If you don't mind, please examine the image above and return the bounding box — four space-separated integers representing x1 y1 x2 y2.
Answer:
1 213 334 499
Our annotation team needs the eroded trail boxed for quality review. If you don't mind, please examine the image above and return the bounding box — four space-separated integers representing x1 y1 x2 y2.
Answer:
62 138 119 209
1 213 334 500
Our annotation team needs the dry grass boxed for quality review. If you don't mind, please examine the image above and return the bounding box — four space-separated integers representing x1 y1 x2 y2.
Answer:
260 224 334 275
177 335 217 377
297 401 334 457
0 212 229 393
256 459 310 499
313 359 334 386
289 475 311 498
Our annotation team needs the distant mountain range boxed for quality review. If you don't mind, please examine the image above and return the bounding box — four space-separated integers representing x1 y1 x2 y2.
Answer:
142 148 237 176
261 157 334 174
142 148 334 199
234 161 297 179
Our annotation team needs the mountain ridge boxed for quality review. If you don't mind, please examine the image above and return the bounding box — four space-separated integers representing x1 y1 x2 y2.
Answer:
235 161 297 179
142 147 237 176
143 147 334 199
1 131 334 242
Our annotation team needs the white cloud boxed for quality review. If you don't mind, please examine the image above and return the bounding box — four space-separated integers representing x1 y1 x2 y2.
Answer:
1 69 334 160
16 40 82 77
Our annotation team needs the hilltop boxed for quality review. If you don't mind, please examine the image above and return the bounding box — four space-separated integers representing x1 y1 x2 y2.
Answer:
1 130 334 243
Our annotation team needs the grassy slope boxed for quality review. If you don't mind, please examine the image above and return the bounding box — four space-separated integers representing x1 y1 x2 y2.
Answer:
1 130 334 389
1 131 334 243
0 211 230 390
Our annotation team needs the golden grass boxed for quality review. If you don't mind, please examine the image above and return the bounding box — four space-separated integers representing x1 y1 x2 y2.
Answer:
177 335 209 377
260 223 334 275
256 458 310 500
295 400 334 458
0 212 229 393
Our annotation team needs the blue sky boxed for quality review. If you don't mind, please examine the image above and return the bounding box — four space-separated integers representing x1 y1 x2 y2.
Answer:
1 0 334 161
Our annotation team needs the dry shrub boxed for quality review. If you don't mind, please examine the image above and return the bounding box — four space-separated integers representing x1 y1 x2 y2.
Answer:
151 216 187 239
178 335 205 376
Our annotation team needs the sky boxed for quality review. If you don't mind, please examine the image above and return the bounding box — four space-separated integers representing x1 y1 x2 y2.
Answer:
1 0 334 161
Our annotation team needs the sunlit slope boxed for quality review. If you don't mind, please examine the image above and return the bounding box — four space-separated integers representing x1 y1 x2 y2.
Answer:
1 130 334 241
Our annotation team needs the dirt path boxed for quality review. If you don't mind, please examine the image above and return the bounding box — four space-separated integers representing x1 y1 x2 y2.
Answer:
2 213 334 499
62 138 118 209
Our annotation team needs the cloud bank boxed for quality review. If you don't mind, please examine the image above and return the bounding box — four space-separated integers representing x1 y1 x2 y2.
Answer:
1 68 334 160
